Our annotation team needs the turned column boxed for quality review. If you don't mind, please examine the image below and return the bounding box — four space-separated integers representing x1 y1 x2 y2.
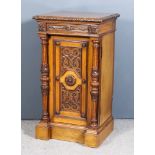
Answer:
90 40 100 128
39 33 49 123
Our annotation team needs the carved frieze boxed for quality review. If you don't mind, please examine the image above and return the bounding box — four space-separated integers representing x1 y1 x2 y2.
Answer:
47 24 98 34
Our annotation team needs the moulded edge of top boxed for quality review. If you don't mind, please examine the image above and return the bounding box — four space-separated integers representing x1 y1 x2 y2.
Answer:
33 13 120 23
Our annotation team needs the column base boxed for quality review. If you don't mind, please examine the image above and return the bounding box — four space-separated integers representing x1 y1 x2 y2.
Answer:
84 118 113 147
35 121 50 140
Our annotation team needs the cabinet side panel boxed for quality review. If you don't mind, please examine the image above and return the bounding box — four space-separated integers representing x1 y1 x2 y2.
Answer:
99 32 115 125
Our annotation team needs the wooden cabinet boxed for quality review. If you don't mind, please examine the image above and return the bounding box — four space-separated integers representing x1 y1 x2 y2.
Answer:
33 11 120 147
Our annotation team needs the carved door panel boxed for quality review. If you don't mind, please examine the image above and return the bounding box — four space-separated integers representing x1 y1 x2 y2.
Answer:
53 37 88 126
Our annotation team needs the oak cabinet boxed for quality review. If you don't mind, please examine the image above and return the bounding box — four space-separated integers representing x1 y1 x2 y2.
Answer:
33 11 119 147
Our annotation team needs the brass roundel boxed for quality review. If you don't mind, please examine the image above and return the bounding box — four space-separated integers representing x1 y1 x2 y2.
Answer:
65 75 76 86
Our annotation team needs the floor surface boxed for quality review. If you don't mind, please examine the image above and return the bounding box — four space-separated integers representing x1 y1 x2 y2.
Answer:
22 119 134 155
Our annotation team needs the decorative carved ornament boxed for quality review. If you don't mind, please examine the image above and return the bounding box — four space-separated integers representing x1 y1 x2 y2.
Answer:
41 64 49 75
40 64 49 96
65 75 76 86
90 69 99 102
60 46 82 75
61 85 81 112
41 84 49 96
60 71 82 91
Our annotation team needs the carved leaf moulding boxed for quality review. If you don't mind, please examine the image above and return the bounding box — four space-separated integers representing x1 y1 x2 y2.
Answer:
47 24 98 34
38 22 99 34
48 25 87 31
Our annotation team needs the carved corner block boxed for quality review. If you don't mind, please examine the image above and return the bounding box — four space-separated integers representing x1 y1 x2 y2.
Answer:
88 25 98 34
38 22 46 32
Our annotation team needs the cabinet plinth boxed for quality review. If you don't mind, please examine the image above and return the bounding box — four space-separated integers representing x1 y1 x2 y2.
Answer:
33 11 120 147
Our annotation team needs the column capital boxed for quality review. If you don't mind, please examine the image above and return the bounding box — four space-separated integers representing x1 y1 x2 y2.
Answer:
38 33 48 45
92 39 100 48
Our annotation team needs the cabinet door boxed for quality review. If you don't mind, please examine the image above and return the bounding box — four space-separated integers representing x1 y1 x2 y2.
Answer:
53 37 88 126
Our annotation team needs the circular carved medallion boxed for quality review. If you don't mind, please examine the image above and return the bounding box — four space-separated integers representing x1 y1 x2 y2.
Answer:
65 75 76 86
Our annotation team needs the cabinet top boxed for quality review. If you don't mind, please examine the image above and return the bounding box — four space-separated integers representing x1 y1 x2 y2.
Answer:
33 11 120 23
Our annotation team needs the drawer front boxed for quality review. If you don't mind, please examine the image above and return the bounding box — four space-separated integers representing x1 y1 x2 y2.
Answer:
53 37 88 126
47 23 99 35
